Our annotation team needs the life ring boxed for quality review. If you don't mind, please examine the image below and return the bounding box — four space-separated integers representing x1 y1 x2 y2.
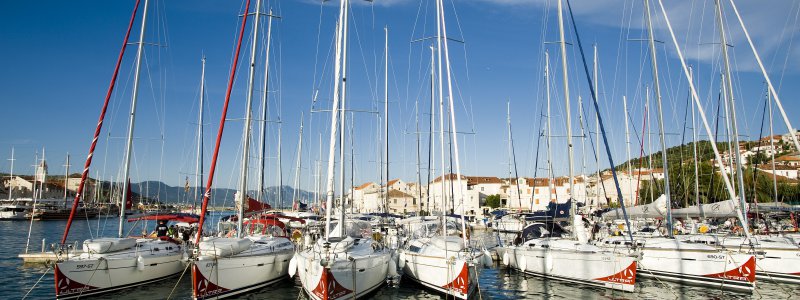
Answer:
732 226 742 234
225 230 236 238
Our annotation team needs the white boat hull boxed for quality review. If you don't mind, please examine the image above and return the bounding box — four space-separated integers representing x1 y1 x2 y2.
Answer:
295 238 390 300
400 252 476 299
602 237 755 291
54 239 186 299
502 239 637 292
192 236 295 299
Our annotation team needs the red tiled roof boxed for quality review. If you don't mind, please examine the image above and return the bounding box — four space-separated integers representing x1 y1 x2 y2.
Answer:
355 182 376 190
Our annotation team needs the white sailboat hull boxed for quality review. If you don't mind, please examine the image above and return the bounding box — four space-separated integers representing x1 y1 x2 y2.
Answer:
502 239 637 292
679 235 800 284
295 238 390 300
400 251 476 299
601 237 755 291
54 239 186 299
192 236 295 299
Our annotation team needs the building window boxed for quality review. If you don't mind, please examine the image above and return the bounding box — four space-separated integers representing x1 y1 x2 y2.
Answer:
413 199 416 205
481 187 484 191
393 199 397 204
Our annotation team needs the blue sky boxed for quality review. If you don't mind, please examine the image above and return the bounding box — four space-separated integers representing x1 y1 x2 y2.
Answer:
1 0 799 194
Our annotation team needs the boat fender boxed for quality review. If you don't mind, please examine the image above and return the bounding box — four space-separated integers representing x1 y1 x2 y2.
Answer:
398 252 405 269
388 257 399 277
502 252 509 266
288 257 297 278
482 249 493 268
137 255 145 271
519 255 527 271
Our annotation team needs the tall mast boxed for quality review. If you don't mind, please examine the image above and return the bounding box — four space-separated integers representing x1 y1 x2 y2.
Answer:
7 148 14 201
508 101 522 209
545 51 554 206
428 45 436 215
437 0 468 245
623 95 633 205
577 94 588 205
323 0 347 240
593 44 600 209
435 0 447 223
194 56 206 213
63 154 70 209
415 101 423 213
237 0 264 238
194 0 252 242
256 7 276 205
556 0 576 238
338 0 350 237
654 0 751 239
384 26 389 215
689 67 702 217
277 125 283 208
768 92 778 202
715 0 748 226
292 113 304 211
644 0 673 237
119 0 150 238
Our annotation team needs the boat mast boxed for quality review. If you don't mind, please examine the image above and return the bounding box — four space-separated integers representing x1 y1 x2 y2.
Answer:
593 44 600 210
338 0 350 237
415 101 423 214
323 0 347 240
545 51 554 206
768 92 778 202
508 101 522 209
715 0 748 227
654 0 751 239
428 44 436 215
623 95 633 205
688 67 703 217
194 56 206 214
384 26 389 216
556 0 576 238
7 148 14 201
644 0 673 237
256 7 276 206
118 0 150 238
237 0 264 238
63 154 70 209
437 0 468 245
292 113 304 211
435 0 447 227
195 0 252 242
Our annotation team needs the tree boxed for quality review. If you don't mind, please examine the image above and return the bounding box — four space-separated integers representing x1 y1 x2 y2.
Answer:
485 194 501 209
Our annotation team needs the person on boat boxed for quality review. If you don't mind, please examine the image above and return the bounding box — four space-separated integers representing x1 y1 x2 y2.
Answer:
156 220 168 237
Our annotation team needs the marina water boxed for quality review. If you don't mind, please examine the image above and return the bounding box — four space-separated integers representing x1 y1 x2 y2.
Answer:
3 215 797 299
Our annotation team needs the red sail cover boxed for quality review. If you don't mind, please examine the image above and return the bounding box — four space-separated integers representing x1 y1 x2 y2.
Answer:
246 196 271 213
125 179 133 210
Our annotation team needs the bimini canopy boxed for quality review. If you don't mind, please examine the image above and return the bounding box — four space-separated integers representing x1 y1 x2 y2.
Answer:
127 213 200 223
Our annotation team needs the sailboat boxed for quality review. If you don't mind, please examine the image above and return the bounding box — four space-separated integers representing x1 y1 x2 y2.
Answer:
292 1 392 299
500 0 636 292
54 1 188 298
597 0 755 292
672 0 800 285
397 1 486 298
191 1 294 299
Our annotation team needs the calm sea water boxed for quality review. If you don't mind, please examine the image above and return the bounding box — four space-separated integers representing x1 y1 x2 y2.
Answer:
3 216 798 299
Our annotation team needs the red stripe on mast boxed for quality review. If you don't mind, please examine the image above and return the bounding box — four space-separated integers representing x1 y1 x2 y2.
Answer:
195 0 252 244
61 0 142 245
